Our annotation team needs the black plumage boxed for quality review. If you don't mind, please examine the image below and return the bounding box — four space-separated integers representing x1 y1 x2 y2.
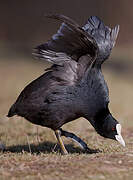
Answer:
8 15 125 154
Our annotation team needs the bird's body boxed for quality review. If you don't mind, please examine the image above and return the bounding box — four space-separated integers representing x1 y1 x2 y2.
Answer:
8 14 125 154
8 62 108 130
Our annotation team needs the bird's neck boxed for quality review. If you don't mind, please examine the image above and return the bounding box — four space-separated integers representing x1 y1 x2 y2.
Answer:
87 108 110 134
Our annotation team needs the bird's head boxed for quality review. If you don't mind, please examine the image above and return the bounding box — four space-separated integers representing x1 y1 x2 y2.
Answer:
96 113 125 147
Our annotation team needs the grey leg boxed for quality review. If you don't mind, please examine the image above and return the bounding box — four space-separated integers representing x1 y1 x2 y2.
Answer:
60 128 89 151
54 129 68 155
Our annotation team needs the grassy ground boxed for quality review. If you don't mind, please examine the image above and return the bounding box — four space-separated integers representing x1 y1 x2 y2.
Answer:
0 53 133 180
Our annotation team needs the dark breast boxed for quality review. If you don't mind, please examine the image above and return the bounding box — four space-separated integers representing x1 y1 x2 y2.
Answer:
80 68 109 120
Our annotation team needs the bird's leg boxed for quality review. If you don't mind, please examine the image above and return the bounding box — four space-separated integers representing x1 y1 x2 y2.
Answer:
60 128 89 151
54 129 68 155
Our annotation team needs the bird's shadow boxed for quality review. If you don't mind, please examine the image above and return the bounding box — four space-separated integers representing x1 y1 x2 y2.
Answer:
5 141 100 155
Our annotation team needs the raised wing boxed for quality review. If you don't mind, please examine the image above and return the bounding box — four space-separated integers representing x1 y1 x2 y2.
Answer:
83 16 119 63
33 15 119 85
34 14 98 65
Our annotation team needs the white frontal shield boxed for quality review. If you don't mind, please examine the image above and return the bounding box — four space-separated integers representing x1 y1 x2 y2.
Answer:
115 124 125 147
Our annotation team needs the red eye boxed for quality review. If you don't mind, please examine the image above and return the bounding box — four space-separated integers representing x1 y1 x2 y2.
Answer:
112 127 115 131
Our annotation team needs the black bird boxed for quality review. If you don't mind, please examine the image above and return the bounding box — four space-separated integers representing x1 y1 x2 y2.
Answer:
8 14 125 154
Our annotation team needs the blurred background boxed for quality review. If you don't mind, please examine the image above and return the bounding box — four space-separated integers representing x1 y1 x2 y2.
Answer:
1 0 133 56
0 0 133 132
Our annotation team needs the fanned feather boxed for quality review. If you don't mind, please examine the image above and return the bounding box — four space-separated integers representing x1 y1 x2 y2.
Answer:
82 16 119 61
34 14 98 64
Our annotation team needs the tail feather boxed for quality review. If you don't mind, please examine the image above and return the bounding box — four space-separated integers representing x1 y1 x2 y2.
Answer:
7 104 17 117
82 16 119 62
83 16 119 48
83 16 104 32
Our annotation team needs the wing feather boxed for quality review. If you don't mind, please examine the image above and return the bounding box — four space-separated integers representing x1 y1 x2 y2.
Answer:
34 14 98 64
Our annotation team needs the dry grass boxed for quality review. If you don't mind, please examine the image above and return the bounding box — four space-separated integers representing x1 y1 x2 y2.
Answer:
0 53 133 180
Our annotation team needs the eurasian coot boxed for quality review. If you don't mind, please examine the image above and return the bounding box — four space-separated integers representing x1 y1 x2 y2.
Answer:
8 15 125 154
